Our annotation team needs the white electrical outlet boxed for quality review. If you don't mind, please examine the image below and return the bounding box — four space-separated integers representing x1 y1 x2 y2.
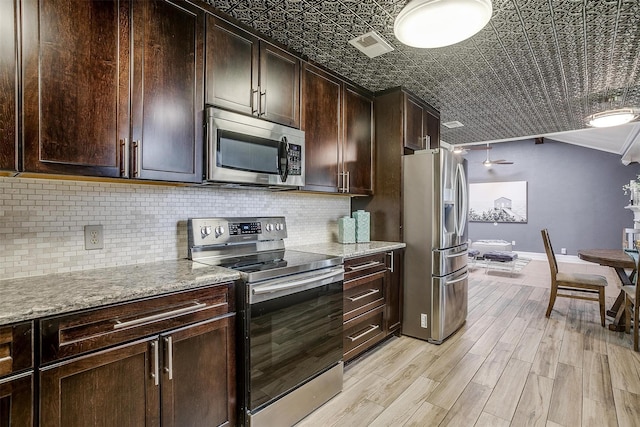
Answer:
84 225 104 250
512 240 516 246
420 313 428 328
561 248 567 255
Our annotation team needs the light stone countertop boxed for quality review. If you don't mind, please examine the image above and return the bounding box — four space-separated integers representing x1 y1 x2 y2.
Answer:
0 259 240 326
0 241 404 327
291 241 405 258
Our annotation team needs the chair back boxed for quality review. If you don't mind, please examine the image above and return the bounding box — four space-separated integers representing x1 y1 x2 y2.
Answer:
541 229 558 277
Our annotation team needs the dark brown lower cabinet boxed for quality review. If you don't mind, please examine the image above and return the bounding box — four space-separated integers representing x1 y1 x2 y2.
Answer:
40 315 235 427
385 249 404 335
160 316 235 427
343 250 404 362
0 374 33 427
40 339 158 427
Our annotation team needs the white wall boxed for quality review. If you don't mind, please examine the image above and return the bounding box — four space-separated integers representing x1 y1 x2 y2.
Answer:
0 177 350 279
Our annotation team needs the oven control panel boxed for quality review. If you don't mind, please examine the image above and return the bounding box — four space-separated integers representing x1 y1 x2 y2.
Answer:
188 217 287 249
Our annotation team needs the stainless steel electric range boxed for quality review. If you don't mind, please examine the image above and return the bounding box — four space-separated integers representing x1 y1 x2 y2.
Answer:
188 217 344 426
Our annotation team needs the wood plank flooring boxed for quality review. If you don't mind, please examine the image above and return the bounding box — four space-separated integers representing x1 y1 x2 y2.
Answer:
297 260 640 427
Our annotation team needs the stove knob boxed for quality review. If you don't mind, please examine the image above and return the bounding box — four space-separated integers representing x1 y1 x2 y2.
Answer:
275 223 284 231
214 226 225 238
265 223 274 232
201 226 212 239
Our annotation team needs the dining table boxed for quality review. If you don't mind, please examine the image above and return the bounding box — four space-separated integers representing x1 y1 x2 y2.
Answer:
577 248 636 331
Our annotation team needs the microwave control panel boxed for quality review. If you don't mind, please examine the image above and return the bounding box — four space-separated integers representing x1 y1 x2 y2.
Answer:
288 144 302 176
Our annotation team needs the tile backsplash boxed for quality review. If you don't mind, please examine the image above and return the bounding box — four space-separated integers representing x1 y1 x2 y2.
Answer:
0 177 350 280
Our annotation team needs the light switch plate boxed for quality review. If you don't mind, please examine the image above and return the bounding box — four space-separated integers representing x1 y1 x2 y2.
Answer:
84 225 104 250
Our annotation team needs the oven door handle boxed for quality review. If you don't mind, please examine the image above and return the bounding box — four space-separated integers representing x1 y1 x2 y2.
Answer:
252 267 344 296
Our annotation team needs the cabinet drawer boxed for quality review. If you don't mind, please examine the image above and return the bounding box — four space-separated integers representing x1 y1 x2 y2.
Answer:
344 252 387 281
40 282 234 364
0 322 33 378
343 306 385 361
343 269 385 322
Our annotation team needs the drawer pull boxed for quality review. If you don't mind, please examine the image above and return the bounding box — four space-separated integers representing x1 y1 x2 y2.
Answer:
347 324 380 342
347 261 383 272
348 289 380 302
114 302 207 330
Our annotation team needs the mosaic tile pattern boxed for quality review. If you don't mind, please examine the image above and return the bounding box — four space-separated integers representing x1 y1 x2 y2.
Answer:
202 0 640 144
0 177 350 280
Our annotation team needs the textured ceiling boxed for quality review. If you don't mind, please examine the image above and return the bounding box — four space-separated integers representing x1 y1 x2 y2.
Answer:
204 0 640 145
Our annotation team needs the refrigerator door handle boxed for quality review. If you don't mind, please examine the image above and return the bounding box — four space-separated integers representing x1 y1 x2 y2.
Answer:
455 163 468 238
445 272 469 285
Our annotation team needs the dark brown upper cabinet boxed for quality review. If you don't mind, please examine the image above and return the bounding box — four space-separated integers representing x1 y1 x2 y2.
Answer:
21 0 203 183
405 93 439 151
0 0 18 173
343 86 374 195
206 15 300 128
130 0 204 182
301 63 373 195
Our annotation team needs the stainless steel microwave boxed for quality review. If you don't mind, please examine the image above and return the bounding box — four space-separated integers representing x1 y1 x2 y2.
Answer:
205 107 305 188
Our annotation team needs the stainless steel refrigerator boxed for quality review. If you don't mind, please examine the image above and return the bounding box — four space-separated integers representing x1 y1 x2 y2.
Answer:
403 146 469 344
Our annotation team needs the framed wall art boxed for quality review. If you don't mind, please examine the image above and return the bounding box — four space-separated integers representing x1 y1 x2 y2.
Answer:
469 181 527 223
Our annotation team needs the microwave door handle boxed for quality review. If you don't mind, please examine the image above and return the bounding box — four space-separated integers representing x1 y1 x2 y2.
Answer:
279 136 289 182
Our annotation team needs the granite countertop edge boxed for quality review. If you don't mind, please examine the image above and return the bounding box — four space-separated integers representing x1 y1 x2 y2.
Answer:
0 259 240 327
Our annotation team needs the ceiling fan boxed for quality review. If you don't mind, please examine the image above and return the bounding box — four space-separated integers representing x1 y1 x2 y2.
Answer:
480 143 514 166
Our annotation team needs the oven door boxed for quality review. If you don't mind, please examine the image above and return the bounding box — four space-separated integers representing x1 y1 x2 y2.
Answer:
246 267 344 413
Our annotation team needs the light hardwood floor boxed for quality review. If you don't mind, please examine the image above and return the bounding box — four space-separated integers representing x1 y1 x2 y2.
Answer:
297 259 640 427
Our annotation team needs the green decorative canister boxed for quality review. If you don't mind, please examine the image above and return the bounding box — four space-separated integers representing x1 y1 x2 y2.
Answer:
338 216 356 244
352 210 370 243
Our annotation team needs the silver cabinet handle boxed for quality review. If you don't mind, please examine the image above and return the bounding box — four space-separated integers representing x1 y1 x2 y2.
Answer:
119 138 129 178
164 336 173 380
347 261 383 271
347 288 380 302
251 89 259 116
150 340 159 386
347 324 380 342
345 171 350 193
132 140 141 178
387 251 394 273
338 172 346 192
259 89 266 116
114 302 207 330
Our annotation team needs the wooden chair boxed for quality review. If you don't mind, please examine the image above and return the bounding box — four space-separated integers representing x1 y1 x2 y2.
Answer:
541 229 607 326
624 251 640 350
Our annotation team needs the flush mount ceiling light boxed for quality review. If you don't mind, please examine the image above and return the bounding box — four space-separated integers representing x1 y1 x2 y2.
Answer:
586 108 639 128
394 0 493 48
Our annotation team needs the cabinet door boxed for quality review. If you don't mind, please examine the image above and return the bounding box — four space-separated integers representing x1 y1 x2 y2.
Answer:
0 374 32 427
131 0 203 183
0 0 17 172
160 316 236 427
343 86 373 195
259 42 300 128
205 16 258 115
40 339 159 427
22 0 129 177
301 64 341 192
404 95 425 150
385 249 404 334
425 109 440 149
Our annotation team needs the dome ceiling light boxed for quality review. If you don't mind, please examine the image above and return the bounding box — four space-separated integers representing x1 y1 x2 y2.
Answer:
393 0 493 48
586 108 639 128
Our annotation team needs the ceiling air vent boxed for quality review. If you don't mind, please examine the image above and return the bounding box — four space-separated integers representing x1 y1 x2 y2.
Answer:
443 121 464 129
348 31 394 58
